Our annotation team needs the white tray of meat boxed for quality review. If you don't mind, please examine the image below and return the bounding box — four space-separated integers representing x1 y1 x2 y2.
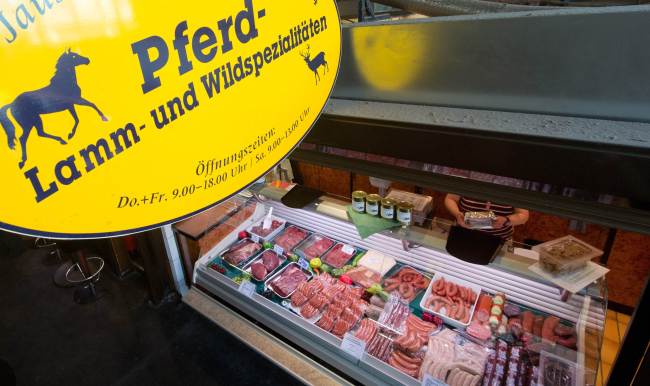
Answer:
220 238 263 267
271 225 310 254
246 216 286 243
295 234 336 260
243 249 285 282
266 262 312 299
420 274 481 329
315 286 368 338
322 243 362 269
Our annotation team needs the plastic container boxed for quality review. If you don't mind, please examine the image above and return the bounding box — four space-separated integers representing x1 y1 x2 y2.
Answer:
420 273 482 329
321 243 362 269
271 225 311 254
294 234 335 260
246 216 286 243
533 235 603 274
243 249 286 282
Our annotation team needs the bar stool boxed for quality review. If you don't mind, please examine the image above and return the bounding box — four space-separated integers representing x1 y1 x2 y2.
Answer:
65 252 105 304
55 241 105 304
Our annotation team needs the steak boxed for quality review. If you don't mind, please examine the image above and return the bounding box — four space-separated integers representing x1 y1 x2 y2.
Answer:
261 250 281 271
251 262 268 281
271 265 308 297
323 243 355 268
223 240 261 265
273 226 308 252
300 235 334 260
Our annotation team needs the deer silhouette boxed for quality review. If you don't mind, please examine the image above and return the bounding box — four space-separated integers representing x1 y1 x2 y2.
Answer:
0 49 108 169
299 45 328 85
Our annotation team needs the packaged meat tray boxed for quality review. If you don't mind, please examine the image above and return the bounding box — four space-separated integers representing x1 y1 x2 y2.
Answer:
243 249 286 282
246 215 286 243
322 243 363 269
295 234 335 260
271 225 310 254
382 266 431 303
420 274 481 329
345 266 382 288
266 262 312 298
220 238 263 267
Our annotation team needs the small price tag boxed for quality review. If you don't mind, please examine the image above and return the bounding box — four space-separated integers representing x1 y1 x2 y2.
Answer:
262 217 272 230
273 244 284 255
298 257 310 270
341 244 355 255
250 234 260 243
238 280 256 298
340 333 366 361
422 374 448 386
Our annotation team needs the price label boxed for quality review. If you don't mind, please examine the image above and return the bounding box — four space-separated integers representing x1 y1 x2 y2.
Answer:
273 245 284 255
262 217 272 230
422 374 448 386
298 257 310 270
341 244 355 255
250 234 260 243
238 280 256 298
340 333 366 361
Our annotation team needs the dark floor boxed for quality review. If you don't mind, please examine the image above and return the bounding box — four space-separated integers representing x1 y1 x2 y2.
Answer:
0 238 305 386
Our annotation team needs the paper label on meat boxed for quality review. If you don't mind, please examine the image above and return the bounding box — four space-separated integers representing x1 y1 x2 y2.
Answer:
251 234 260 243
422 374 448 386
273 244 284 255
238 280 257 298
298 257 310 270
341 244 355 255
340 332 366 361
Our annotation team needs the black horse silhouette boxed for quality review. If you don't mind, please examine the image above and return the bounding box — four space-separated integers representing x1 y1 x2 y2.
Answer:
299 45 328 85
0 49 107 169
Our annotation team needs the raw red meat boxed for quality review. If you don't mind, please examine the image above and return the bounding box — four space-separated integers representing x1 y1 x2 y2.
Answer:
270 265 308 297
250 220 282 238
223 240 261 265
273 226 308 252
299 235 335 260
323 243 356 268
291 291 308 307
260 250 281 271
250 262 267 281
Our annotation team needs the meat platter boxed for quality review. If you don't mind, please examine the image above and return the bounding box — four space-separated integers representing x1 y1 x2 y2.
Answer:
220 238 263 267
322 243 362 269
294 234 336 260
271 225 311 254
265 262 313 299
243 249 286 282
420 274 481 329
246 216 286 243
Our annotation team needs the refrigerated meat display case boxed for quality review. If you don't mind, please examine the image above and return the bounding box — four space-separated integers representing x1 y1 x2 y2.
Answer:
172 6 650 385
183 185 608 386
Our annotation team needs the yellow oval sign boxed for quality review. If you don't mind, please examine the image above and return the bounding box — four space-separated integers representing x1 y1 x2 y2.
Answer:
0 0 340 238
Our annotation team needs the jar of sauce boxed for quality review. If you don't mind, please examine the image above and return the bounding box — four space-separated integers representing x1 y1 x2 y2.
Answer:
365 194 381 216
351 191 367 213
397 201 414 226
380 198 397 220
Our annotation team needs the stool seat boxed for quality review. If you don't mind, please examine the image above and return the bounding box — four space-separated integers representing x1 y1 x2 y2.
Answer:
65 256 104 284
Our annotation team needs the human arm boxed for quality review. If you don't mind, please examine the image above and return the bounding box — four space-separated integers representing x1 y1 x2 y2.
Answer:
444 194 468 228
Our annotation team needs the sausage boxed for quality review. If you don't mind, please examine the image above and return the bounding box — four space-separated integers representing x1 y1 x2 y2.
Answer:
554 323 575 337
557 333 577 348
542 316 560 342
521 311 534 333
475 294 493 322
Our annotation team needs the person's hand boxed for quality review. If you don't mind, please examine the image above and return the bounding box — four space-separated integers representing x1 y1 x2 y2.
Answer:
492 216 508 229
456 213 469 228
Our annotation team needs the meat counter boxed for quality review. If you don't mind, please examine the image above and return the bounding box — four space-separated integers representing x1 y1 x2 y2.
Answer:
184 186 606 386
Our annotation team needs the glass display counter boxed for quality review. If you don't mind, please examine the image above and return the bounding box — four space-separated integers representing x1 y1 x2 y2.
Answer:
184 183 606 386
